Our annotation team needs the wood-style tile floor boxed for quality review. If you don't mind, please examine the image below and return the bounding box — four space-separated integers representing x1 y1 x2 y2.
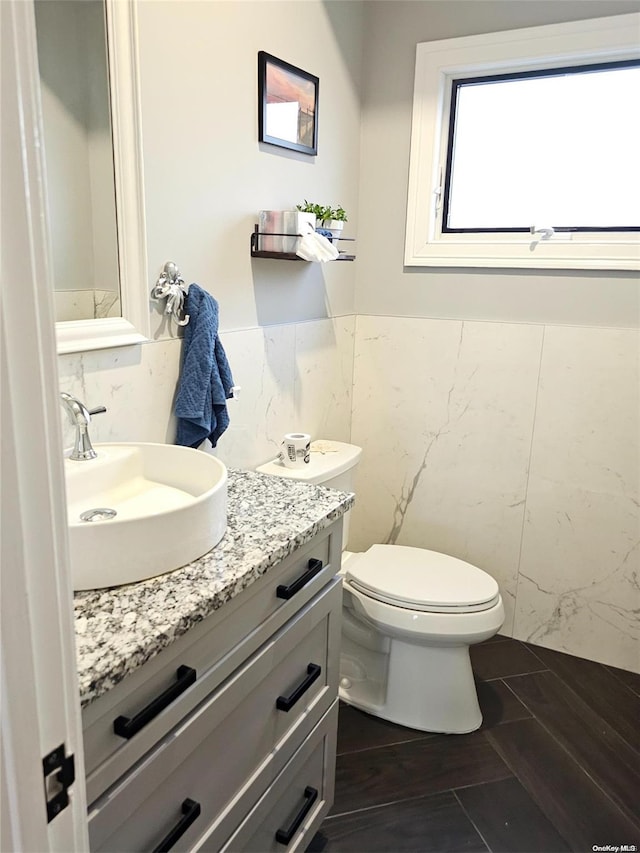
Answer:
308 636 640 853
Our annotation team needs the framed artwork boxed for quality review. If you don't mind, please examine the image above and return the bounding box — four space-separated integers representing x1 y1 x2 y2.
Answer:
258 51 319 155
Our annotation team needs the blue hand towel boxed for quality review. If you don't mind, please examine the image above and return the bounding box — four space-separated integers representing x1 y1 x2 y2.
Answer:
175 284 234 449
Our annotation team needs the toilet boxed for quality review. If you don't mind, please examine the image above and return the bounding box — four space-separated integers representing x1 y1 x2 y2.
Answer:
257 440 504 734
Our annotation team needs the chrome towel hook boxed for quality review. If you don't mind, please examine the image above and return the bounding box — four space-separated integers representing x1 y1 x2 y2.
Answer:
151 261 190 326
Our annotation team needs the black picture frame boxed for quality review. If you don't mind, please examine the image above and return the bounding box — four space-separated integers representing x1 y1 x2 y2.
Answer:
258 51 319 155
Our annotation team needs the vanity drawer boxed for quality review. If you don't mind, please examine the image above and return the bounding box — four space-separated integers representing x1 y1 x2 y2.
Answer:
84 520 342 803
87 579 341 853
216 700 338 852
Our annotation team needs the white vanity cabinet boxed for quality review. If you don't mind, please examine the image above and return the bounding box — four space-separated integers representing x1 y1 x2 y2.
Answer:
83 519 343 852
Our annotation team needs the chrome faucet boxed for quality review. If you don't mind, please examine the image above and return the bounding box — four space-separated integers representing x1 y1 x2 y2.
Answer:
60 392 106 461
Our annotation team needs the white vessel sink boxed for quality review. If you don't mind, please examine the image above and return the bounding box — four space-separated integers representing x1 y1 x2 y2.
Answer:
65 443 227 591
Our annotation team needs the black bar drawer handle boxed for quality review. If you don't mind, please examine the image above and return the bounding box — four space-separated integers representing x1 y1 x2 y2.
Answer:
152 798 201 853
276 663 322 712
275 786 318 845
113 665 196 739
276 558 324 600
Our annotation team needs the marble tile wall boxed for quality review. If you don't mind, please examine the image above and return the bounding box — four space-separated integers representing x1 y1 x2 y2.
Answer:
349 316 544 637
54 289 95 323
57 315 355 471
58 337 183 447
349 316 639 673
514 326 639 672
57 313 638 672
216 316 355 470
54 289 120 322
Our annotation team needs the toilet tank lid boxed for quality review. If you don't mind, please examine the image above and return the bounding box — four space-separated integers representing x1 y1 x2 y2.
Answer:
256 440 362 485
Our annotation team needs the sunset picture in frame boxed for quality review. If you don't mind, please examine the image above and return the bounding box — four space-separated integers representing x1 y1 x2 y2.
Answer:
258 51 319 155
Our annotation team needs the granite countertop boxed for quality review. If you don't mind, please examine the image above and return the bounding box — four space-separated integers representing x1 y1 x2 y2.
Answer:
74 468 353 708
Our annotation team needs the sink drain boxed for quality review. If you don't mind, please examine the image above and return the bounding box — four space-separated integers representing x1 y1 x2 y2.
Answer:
79 508 117 522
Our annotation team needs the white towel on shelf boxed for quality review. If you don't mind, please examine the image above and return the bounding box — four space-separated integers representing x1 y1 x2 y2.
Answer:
295 229 339 262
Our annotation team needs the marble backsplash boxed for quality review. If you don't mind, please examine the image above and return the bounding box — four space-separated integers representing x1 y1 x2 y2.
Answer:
57 315 356 471
349 316 639 674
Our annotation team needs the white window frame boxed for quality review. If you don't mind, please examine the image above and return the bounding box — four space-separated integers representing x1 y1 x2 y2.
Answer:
404 13 640 270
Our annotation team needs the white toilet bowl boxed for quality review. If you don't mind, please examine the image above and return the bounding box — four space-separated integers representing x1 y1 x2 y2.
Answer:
338 546 504 733
256 441 505 734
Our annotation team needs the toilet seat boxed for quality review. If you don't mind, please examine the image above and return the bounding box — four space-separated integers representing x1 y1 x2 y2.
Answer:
345 544 500 614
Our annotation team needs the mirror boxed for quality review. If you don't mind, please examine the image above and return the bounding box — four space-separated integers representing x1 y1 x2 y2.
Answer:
34 0 149 353
35 0 120 323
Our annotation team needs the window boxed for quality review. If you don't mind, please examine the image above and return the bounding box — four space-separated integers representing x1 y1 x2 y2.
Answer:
405 14 640 270
444 61 640 232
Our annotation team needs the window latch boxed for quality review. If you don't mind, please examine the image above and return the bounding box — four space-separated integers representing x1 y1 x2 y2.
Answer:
530 225 555 241
433 166 443 214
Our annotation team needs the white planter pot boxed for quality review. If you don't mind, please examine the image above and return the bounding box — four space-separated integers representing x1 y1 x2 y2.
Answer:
322 219 345 240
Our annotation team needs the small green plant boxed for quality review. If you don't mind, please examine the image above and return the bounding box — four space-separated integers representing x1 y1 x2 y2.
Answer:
329 206 348 222
296 201 348 223
296 200 327 220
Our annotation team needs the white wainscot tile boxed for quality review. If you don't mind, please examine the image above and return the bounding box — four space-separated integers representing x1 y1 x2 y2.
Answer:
514 326 640 671
94 290 121 319
57 339 183 450
350 316 543 635
216 325 295 470
54 289 95 323
515 488 639 672
294 316 355 443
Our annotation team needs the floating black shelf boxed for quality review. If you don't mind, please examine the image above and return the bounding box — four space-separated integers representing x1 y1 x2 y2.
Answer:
250 225 355 261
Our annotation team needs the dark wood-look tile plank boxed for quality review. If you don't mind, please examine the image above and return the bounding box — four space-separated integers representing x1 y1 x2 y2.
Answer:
528 644 640 754
306 833 328 852
486 718 640 850
456 777 571 853
478 633 512 646
337 702 435 756
331 730 512 816
470 639 548 681
506 670 640 824
475 678 532 730
314 791 488 852
605 663 640 697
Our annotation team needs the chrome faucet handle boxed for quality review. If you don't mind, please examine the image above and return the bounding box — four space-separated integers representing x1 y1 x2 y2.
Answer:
60 392 106 461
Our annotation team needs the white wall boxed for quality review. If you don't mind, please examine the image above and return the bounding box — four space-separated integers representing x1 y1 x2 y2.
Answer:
356 0 640 327
58 0 364 466
351 0 640 672
136 0 362 332
36 0 94 297
85 0 119 297
36 0 119 319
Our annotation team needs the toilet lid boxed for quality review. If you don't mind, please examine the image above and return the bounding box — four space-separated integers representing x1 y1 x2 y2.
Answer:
345 545 500 613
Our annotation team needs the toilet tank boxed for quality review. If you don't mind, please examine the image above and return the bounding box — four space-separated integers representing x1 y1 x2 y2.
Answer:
256 440 362 548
